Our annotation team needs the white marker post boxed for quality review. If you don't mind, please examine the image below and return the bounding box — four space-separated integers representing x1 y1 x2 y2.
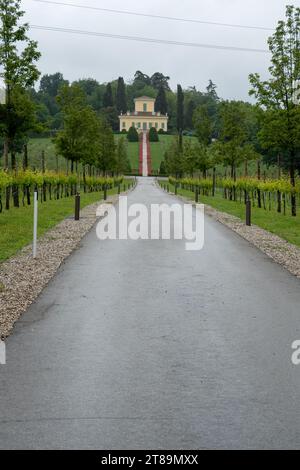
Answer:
33 190 38 258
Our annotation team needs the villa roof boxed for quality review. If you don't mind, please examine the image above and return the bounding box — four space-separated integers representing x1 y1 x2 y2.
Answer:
134 96 156 101
119 111 167 118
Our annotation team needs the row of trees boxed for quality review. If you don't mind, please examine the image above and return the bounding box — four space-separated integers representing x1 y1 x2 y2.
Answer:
27 69 220 133
0 0 130 179
54 84 130 175
166 5 300 216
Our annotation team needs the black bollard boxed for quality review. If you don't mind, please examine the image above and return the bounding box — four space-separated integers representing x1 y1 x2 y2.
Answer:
75 192 80 221
195 188 199 203
104 185 107 201
246 197 251 226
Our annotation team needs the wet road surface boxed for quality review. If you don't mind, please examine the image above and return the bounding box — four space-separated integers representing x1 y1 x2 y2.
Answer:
1 178 300 449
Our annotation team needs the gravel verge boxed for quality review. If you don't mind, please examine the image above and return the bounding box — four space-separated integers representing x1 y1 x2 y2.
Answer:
0 194 120 339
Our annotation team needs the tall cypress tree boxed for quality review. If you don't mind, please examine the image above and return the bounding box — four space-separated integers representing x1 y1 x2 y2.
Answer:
177 84 184 151
103 82 113 108
155 86 168 115
116 77 127 114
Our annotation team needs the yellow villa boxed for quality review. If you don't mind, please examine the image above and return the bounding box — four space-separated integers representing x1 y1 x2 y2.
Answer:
119 96 168 132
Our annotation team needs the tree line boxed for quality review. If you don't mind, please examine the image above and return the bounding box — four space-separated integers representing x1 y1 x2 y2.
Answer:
164 5 300 216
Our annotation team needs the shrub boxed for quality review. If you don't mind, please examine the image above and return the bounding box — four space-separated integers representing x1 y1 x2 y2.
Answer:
149 127 159 142
127 126 139 142
158 128 165 135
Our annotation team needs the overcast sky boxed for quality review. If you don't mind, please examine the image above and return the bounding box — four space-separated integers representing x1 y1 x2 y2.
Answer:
20 0 300 101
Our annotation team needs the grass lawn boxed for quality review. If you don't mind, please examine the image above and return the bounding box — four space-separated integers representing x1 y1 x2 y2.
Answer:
150 135 197 173
15 136 139 175
114 134 139 173
0 180 134 263
164 182 300 248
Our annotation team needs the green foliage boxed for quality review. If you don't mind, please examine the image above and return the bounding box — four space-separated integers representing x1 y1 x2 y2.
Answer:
184 99 196 130
55 83 108 171
2 86 41 139
97 119 116 173
100 106 119 131
116 77 127 114
103 82 114 108
169 175 300 197
0 168 123 191
159 160 166 175
0 0 41 90
164 138 183 177
0 0 41 167
177 84 184 149
149 127 159 142
155 86 168 114
193 104 215 146
115 137 131 174
217 101 259 177
127 126 139 142
249 5 300 214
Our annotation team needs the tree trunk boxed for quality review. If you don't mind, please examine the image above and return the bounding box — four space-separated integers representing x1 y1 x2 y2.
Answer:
41 150 45 173
290 163 296 217
257 159 261 209
11 152 19 208
212 167 216 197
3 138 9 169
23 144 28 171
244 159 248 177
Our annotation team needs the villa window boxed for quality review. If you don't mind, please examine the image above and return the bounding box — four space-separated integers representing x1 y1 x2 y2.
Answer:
161 123 165 129
137 122 141 128
122 122 126 128
132 122 135 127
149 122 153 128
143 103 147 112
155 122 158 128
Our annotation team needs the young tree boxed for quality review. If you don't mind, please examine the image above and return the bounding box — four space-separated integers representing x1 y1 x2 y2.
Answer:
116 77 127 114
155 86 168 115
249 4 300 216
55 84 101 174
177 84 184 151
115 137 131 174
1 87 40 206
0 0 41 168
182 140 199 176
217 101 258 196
164 138 183 178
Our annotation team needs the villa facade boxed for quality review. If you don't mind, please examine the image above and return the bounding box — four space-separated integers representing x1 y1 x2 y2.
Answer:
119 96 168 132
